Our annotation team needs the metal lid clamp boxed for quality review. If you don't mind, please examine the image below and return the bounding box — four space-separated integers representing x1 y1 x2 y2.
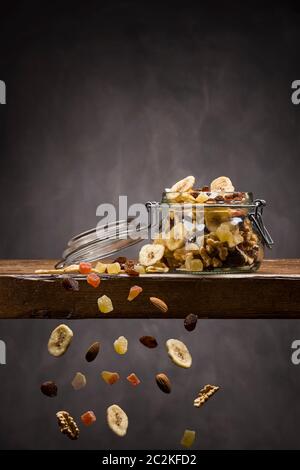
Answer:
249 199 274 249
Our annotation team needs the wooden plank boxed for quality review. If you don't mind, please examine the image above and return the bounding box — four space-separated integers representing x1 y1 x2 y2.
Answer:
0 260 299 319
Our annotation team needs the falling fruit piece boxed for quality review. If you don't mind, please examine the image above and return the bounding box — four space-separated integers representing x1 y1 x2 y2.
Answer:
81 411 96 426
97 295 113 313
101 371 120 385
107 404 128 437
79 262 92 274
114 336 128 355
87 273 101 288
126 373 141 386
127 285 143 301
71 372 87 390
180 429 196 448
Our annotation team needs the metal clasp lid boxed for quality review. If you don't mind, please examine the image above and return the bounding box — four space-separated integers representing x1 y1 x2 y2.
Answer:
249 199 274 249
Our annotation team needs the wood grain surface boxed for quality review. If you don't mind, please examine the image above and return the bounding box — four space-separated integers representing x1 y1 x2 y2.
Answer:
0 259 299 319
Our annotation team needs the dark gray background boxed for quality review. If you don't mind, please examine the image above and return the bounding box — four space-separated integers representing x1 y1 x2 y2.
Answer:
0 1 300 449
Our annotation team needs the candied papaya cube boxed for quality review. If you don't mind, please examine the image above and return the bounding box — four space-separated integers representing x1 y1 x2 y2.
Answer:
81 411 96 426
87 273 101 288
127 373 141 386
79 262 92 274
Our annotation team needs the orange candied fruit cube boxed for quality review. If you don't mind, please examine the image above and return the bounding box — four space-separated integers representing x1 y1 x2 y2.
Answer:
79 262 92 274
87 272 101 288
127 373 141 386
81 410 96 426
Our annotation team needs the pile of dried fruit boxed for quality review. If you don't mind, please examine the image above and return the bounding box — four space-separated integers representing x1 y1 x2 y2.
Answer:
42 313 219 448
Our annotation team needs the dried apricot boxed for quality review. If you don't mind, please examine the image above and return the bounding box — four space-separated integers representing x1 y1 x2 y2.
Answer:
101 371 120 385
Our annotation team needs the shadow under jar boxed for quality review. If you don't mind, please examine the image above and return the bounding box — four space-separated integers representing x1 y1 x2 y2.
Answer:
147 190 273 274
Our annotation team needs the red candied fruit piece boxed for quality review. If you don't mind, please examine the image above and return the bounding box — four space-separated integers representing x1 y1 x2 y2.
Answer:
81 410 96 426
79 262 92 274
87 272 101 288
127 373 141 386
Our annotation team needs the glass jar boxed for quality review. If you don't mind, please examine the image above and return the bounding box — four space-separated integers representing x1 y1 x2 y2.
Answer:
57 190 273 274
145 190 273 274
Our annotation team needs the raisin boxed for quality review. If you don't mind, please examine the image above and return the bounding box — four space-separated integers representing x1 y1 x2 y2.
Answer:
184 313 198 332
61 276 79 291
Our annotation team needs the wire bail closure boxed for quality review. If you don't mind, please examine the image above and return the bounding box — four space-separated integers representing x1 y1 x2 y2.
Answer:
249 199 274 249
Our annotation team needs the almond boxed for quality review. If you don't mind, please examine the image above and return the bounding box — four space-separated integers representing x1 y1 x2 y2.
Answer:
85 341 100 362
155 373 171 394
150 297 168 313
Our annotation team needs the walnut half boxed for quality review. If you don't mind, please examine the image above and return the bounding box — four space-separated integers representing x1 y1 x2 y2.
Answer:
56 411 79 440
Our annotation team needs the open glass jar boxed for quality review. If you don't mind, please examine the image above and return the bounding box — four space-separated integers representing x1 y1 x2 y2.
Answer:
57 187 273 275
144 190 273 274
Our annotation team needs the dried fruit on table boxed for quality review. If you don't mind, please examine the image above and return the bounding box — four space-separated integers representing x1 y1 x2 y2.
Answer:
97 295 113 313
101 371 120 385
41 381 58 397
48 324 73 357
56 411 79 440
107 404 128 437
106 262 121 274
150 297 168 313
85 341 100 362
127 373 140 386
79 262 92 274
64 264 80 274
114 336 128 355
87 273 101 288
81 410 96 426
94 262 107 274
71 372 87 390
193 384 220 408
127 285 143 301
155 373 171 394
139 244 165 266
61 276 79 291
184 313 198 332
139 335 158 348
180 429 196 448
166 339 192 368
